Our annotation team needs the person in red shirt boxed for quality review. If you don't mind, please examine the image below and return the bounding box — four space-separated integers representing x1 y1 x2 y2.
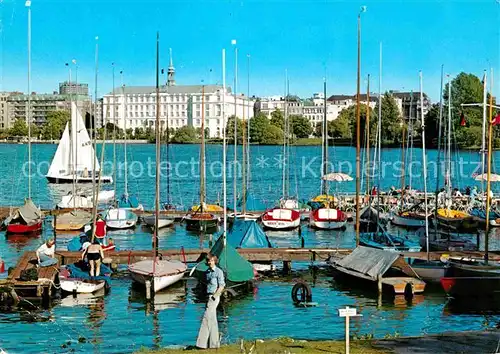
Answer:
95 214 107 239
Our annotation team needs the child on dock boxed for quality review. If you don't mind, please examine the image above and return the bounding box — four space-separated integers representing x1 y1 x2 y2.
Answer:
36 238 57 267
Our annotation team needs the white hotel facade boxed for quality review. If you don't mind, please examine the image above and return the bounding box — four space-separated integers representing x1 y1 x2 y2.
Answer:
102 85 254 138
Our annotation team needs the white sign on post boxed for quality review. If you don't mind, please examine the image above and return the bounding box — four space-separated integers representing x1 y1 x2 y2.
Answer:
338 307 357 317
338 306 362 354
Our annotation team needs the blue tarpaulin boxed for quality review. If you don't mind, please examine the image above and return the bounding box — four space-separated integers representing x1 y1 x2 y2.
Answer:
118 195 140 209
227 219 272 248
66 261 112 284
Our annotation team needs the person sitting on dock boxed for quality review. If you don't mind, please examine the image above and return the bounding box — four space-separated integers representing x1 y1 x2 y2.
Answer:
102 237 115 252
36 238 57 267
196 254 225 349
82 239 105 277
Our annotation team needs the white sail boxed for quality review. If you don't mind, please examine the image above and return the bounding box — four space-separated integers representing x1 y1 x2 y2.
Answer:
47 102 100 179
47 123 71 178
70 101 100 173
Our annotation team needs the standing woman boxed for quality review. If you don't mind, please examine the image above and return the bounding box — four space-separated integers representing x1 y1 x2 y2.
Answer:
196 254 225 349
82 239 104 276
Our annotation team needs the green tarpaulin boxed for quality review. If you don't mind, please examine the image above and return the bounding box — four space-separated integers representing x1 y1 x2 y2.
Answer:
196 236 254 283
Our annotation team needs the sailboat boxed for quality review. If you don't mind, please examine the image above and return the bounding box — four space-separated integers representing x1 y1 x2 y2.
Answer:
5 8 43 235
309 80 348 230
262 74 301 230
128 33 187 294
104 80 139 229
184 85 220 232
46 102 112 184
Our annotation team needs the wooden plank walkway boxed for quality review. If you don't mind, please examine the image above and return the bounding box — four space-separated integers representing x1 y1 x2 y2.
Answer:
0 251 59 303
54 248 500 266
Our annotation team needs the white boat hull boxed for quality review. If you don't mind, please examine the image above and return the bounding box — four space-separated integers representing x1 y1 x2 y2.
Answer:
60 279 106 294
105 208 138 229
261 218 300 230
228 212 262 221
130 270 185 293
309 219 346 230
143 215 174 229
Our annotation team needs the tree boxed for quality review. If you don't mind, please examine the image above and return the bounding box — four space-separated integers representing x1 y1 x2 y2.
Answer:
249 113 284 145
40 110 70 140
225 116 244 144
375 93 403 144
260 125 283 145
328 114 351 139
423 103 440 147
10 118 28 137
133 127 146 139
313 122 322 137
270 109 284 130
171 125 197 143
290 115 312 138
125 128 133 139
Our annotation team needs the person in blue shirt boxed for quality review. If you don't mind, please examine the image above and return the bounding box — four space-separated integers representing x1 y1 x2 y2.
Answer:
196 253 225 349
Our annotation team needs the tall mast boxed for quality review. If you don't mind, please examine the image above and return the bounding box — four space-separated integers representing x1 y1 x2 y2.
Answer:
242 83 246 214
166 81 171 207
446 76 452 201
282 70 287 199
485 68 494 264
420 71 430 261
355 10 362 246
26 0 32 200
112 63 117 201
434 65 444 233
222 49 227 241
365 74 370 195
376 42 382 231
246 54 251 196
92 36 99 204
233 42 238 213
322 78 328 195
121 71 128 198
481 70 487 192
200 85 206 209
153 32 160 257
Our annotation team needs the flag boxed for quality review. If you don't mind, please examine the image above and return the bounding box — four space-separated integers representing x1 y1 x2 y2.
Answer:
459 111 466 127
492 113 500 126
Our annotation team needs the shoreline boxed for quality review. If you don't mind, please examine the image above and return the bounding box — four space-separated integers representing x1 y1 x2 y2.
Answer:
138 330 500 353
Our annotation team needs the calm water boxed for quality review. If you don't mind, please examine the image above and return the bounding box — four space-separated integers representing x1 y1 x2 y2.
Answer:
1 143 500 353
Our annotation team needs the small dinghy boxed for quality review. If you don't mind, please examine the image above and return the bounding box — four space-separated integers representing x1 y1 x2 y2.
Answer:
59 261 112 294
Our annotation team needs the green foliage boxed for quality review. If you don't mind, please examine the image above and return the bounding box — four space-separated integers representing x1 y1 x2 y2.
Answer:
105 122 124 139
328 114 351 139
249 113 284 145
225 116 244 144
444 72 484 112
290 115 313 138
9 118 28 137
171 125 197 143
260 124 284 145
270 109 284 130
134 127 146 139
376 92 403 143
41 110 69 140
313 122 322 138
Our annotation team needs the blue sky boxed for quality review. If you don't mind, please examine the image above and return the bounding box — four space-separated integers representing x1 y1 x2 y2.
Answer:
0 0 499 102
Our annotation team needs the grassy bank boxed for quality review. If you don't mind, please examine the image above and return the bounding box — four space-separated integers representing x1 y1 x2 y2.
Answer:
136 337 389 353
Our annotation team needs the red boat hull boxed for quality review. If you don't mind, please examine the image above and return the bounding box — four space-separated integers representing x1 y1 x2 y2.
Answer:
6 220 43 234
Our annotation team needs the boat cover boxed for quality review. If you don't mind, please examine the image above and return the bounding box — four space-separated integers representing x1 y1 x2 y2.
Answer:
197 236 254 282
66 261 112 284
14 198 41 224
128 259 186 277
227 219 272 248
333 246 402 281
118 195 141 209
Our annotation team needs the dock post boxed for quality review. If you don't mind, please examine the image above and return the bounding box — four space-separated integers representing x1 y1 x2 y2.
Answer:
283 261 291 274
145 280 151 300
345 314 350 354
377 275 382 294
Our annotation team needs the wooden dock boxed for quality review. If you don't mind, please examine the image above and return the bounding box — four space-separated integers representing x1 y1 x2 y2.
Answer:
0 251 59 305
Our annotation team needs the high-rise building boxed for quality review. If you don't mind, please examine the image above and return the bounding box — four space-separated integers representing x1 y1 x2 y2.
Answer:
59 81 89 96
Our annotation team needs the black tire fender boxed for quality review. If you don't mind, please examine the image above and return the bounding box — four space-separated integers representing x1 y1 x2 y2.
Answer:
292 282 312 303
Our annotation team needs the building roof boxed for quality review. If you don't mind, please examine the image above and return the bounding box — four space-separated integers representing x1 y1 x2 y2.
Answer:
7 93 89 101
327 94 377 102
109 84 232 95
390 91 429 100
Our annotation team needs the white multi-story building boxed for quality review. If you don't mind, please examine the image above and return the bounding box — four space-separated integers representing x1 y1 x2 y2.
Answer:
102 85 254 138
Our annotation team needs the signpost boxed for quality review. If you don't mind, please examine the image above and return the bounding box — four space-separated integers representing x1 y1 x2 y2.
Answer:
338 306 362 354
